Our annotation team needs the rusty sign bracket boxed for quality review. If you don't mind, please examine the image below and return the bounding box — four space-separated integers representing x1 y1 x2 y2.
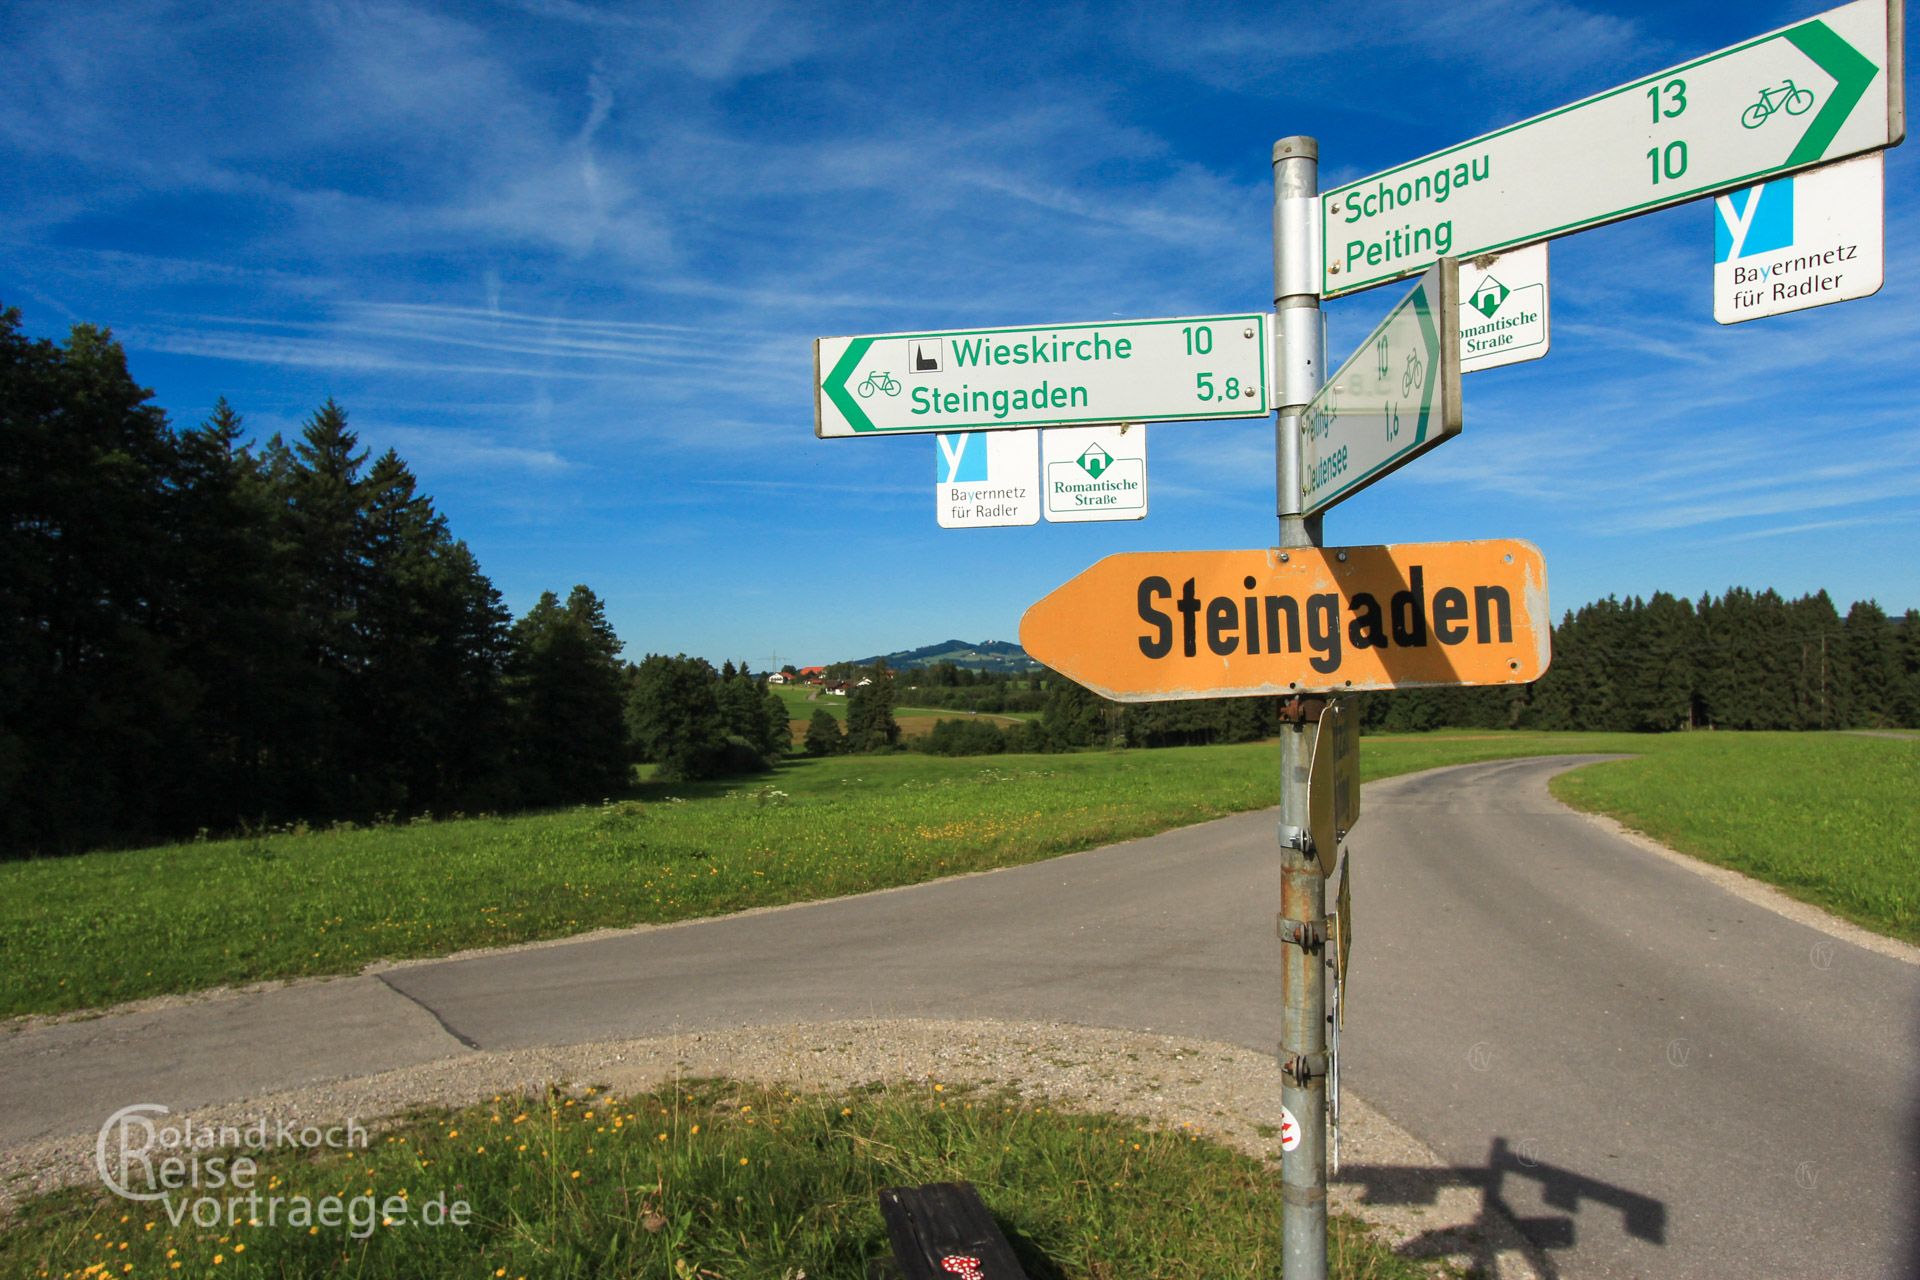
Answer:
1277 694 1331 724
1276 913 1328 951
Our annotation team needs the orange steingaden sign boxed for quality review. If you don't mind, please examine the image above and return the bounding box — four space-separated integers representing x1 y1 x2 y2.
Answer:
1019 540 1549 702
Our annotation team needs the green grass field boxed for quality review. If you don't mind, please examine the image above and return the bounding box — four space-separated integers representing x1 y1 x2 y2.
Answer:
0 1078 1432 1279
1549 733 1918 942
1 732 1912 1019
770 682 834 717
771 682 1033 733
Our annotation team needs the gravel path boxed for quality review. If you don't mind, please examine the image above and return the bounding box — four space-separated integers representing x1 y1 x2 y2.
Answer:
1 1016 1545 1278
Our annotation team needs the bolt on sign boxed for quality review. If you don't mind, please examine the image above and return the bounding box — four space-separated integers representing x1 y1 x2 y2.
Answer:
815 315 1269 437
1020 540 1550 702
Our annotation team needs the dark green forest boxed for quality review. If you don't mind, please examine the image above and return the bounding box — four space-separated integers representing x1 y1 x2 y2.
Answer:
4 306 1915 857
1371 587 1920 734
0 309 782 857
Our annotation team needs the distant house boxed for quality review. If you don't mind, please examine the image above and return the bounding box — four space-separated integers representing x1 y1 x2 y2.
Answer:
798 665 826 685
768 672 790 685
854 676 873 688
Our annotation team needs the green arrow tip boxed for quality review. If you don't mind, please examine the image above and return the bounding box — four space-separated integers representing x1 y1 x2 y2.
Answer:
822 338 877 433
1784 20 1879 168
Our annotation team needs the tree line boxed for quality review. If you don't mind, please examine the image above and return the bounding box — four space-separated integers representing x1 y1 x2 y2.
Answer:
0 309 786 858
1361 588 1920 733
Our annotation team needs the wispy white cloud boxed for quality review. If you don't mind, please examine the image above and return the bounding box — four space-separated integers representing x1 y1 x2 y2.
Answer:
381 426 574 474
126 325 609 380
1407 390 1920 536
1701 511 1920 544
1121 0 1654 113
690 477 920 495
1552 320 1719 366
506 0 821 82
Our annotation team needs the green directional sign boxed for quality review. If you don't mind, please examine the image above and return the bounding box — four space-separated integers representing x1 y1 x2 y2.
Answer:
1301 260 1461 517
1321 0 1904 297
814 314 1268 437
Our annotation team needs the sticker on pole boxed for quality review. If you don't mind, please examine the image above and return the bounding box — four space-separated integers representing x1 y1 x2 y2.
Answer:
1279 1106 1301 1152
1713 151 1883 323
1459 245 1549 373
936 431 1040 528
1042 425 1146 522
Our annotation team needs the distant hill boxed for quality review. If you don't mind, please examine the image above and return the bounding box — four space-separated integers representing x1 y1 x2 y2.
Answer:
848 638 1041 674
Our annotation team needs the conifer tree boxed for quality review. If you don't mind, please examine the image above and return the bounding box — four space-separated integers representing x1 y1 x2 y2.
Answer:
507 586 629 803
845 670 901 752
803 708 843 756
626 653 729 780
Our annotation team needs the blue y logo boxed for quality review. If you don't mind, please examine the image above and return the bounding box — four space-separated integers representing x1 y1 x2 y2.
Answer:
936 433 987 483
1716 178 1794 263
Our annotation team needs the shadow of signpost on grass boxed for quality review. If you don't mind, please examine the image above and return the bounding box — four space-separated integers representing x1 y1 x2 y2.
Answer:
1342 1136 1666 1280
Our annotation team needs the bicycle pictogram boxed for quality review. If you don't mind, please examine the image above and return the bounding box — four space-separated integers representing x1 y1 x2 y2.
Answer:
857 371 901 398
1741 79 1816 129
1401 351 1425 398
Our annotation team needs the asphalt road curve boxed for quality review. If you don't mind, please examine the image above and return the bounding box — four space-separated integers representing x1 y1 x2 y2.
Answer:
378 754 1918 1278
7 757 1914 1277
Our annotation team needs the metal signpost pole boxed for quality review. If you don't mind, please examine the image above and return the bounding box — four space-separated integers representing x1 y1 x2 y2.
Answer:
1273 134 1328 1280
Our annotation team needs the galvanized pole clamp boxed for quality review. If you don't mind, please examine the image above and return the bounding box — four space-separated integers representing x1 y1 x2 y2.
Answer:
1282 1051 1330 1087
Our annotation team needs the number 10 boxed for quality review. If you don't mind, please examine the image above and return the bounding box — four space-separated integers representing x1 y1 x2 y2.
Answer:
1647 140 1688 183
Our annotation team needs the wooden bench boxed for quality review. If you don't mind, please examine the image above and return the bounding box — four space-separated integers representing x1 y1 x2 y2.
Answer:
878 1182 1033 1279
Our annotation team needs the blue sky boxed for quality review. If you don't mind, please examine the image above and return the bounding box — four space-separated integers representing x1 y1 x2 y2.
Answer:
3 0 1915 667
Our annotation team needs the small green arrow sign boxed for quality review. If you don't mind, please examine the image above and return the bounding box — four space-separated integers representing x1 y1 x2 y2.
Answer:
1300 259 1461 517
814 314 1270 438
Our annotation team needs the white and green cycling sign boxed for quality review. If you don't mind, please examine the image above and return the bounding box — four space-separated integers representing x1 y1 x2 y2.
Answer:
1321 0 1902 297
1300 259 1463 517
815 314 1270 437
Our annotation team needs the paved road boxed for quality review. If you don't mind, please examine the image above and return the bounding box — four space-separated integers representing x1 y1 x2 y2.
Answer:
5 757 1914 1277
1339 757 1919 1280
